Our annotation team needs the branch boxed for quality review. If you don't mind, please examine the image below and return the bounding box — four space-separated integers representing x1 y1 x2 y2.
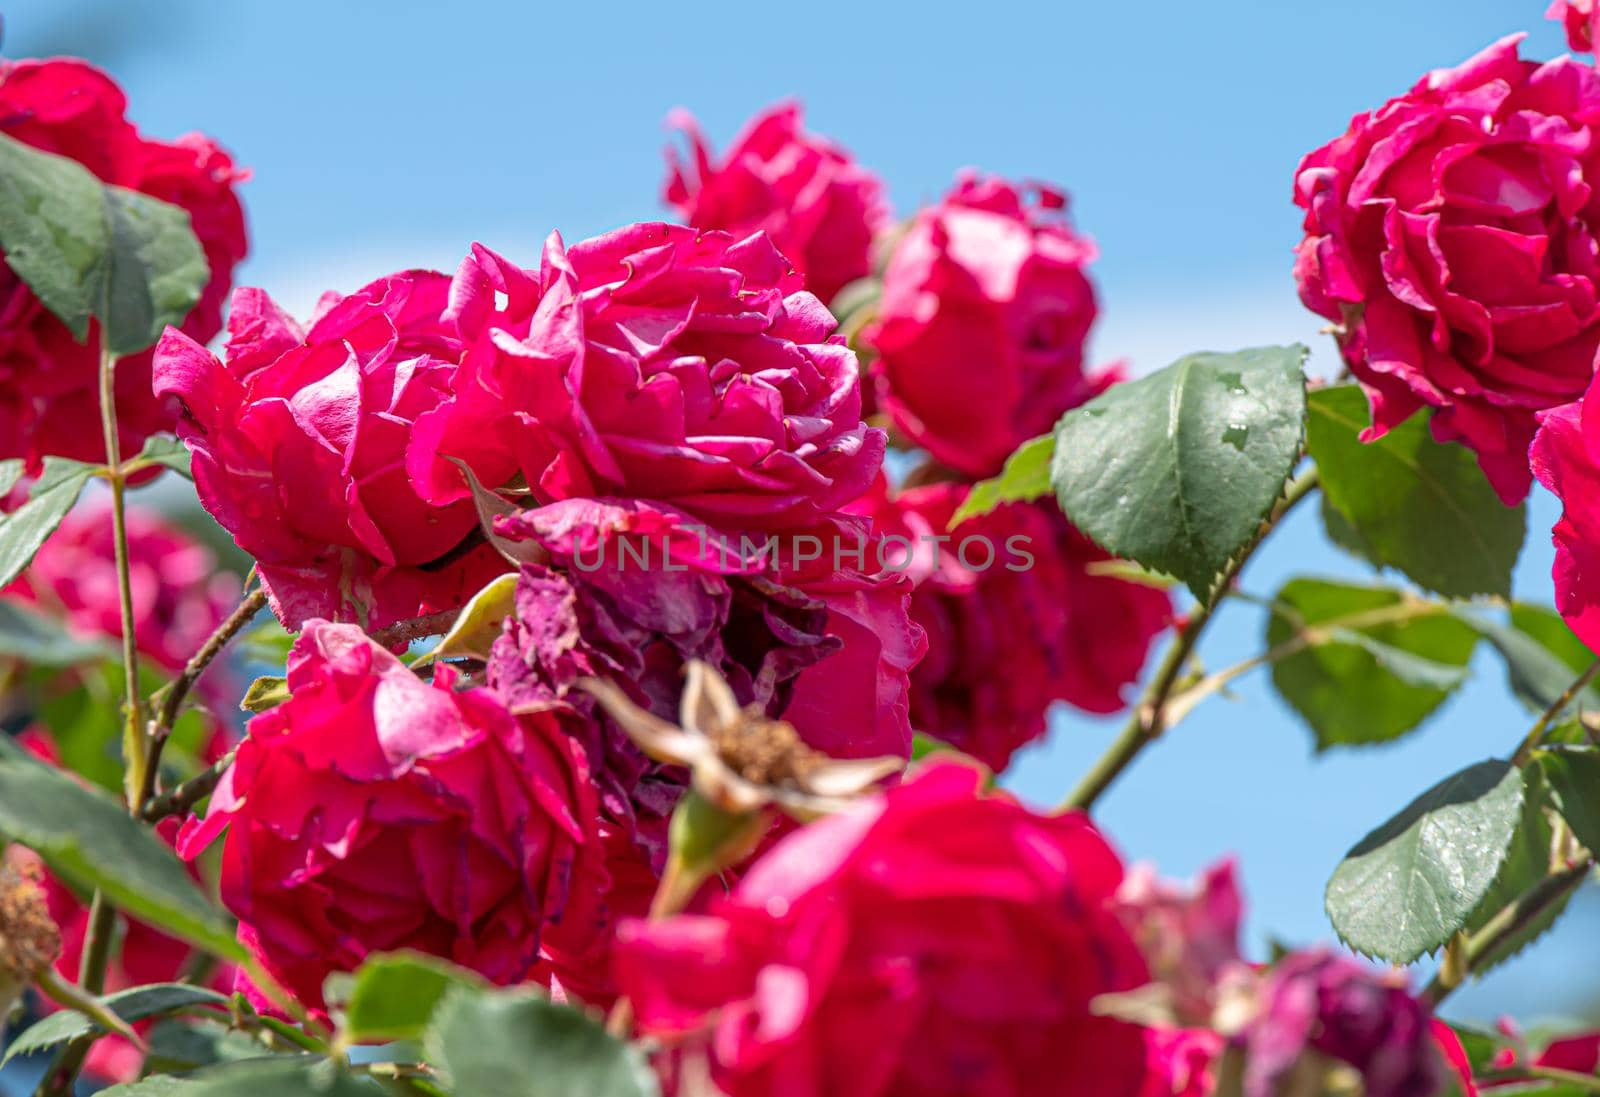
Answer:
138 586 267 807
369 609 458 649
1512 658 1600 767
1421 858 1594 1007
140 751 234 822
1061 466 1320 812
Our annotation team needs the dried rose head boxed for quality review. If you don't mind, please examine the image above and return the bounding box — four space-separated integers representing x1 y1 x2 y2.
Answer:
580 660 904 819
0 853 61 1016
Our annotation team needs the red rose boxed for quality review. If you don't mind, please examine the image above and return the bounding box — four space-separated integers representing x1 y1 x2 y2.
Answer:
1532 376 1600 653
176 621 604 1009
849 477 1169 770
867 172 1114 478
154 273 506 632
0 58 247 472
663 101 889 306
1550 0 1600 53
615 761 1152 1097
408 225 885 532
1294 36 1600 503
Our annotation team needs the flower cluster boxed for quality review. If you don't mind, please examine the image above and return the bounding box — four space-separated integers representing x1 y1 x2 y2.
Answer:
0 58 246 472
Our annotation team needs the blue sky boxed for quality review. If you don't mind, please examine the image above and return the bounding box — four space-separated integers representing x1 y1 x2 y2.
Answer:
3 0 1593 1022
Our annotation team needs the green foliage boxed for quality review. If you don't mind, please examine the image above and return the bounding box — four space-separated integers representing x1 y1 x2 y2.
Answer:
1537 747 1600 855
0 131 208 355
143 1018 276 1075
1464 604 1600 720
328 952 485 1046
1265 578 1476 750
0 599 111 666
426 986 660 1097
124 434 194 479
429 573 519 663
0 747 242 960
1050 345 1307 600
949 434 1054 526
1325 759 1525 963
1307 385 1525 599
239 675 289 713
98 1060 386 1095
0 457 98 589
1464 764 1573 974
2 984 227 1066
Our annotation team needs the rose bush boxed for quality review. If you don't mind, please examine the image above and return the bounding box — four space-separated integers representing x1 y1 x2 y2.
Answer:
408 225 884 533
0 58 246 472
1530 373 1600 653
154 272 507 632
615 761 1151 1097
664 101 889 305
1294 36 1600 503
176 621 606 1009
867 172 1114 478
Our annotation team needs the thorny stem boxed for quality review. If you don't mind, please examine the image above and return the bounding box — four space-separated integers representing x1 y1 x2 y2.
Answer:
140 750 235 822
1422 858 1593 1007
39 340 142 1097
1511 659 1600 767
1061 466 1321 812
138 585 267 807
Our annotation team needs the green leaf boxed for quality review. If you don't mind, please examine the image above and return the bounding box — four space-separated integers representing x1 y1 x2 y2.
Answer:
0 458 25 497
950 434 1054 527
1461 607 1600 717
1537 747 1600 855
0 752 242 960
0 131 208 354
1325 759 1524 963
1 983 228 1066
1465 764 1573 974
98 1059 385 1096
144 1017 279 1074
429 573 519 663
426 987 659 1097
1266 578 1476 750
329 952 484 1045
1307 385 1525 598
0 457 97 589
0 599 111 666
240 675 289 714
1050 345 1307 599
125 434 193 479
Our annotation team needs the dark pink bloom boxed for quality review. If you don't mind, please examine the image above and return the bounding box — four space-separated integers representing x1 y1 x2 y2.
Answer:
1294 35 1600 503
4 503 239 673
408 225 885 531
868 172 1114 478
154 274 506 632
849 478 1168 770
1117 858 1247 1027
663 101 888 306
177 622 604 1009
1243 950 1441 1097
0 58 247 472
1530 374 1600 653
615 761 1152 1097
1550 0 1600 52
1141 1028 1225 1097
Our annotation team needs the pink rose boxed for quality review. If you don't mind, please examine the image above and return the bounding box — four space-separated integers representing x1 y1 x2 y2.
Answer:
867 172 1115 478
1242 950 1441 1097
0 58 247 472
1141 1028 1225 1097
154 273 506 632
663 101 889 306
615 761 1152 1097
176 621 604 1009
1116 858 1247 1027
4 503 240 673
1294 35 1600 503
849 477 1169 770
1550 0 1599 52
1530 375 1600 652
408 225 885 531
